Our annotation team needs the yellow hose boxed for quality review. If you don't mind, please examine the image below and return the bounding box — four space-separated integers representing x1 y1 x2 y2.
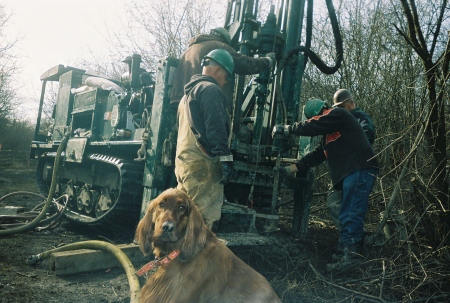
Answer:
28 240 141 303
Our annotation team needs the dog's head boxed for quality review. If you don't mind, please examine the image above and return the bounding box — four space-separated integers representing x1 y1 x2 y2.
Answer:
135 188 208 261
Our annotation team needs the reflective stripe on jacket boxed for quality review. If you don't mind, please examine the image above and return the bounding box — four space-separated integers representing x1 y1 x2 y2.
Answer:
294 107 379 189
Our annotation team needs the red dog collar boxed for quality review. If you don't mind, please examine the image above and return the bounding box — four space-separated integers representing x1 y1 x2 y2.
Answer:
136 250 180 277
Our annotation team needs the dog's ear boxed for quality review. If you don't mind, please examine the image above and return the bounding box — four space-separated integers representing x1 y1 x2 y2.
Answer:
135 199 156 255
180 194 207 261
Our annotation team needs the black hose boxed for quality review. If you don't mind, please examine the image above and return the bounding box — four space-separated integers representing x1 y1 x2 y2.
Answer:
278 0 343 75
303 0 314 69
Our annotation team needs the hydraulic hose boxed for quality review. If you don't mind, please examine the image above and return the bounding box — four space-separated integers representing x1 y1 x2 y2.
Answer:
0 192 69 230
270 0 342 132
0 129 70 236
278 0 343 75
0 191 46 202
302 0 314 69
27 240 141 303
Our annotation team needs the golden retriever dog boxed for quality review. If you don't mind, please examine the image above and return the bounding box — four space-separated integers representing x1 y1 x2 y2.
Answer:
135 188 281 303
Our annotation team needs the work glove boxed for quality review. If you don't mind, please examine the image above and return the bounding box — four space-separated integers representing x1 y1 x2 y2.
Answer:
220 161 234 184
276 164 298 179
272 124 291 138
295 161 309 179
266 52 276 68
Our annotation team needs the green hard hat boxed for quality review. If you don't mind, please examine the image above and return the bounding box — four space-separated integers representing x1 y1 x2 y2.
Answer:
210 27 231 45
304 99 327 119
204 49 234 77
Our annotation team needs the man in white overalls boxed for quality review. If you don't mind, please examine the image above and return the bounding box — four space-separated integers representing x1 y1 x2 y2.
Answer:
175 49 234 231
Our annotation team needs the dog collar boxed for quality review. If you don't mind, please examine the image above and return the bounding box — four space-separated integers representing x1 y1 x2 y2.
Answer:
136 250 180 277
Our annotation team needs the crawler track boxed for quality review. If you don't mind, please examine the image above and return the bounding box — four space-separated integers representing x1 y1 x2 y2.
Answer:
36 153 144 225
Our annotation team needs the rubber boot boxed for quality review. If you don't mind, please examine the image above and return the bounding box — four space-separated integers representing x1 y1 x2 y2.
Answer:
331 244 344 262
332 234 368 262
327 242 363 272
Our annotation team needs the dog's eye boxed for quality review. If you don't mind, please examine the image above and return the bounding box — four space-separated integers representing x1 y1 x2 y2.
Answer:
159 202 165 208
178 205 186 212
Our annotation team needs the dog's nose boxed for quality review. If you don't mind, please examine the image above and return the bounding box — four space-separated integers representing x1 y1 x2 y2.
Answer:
162 221 174 233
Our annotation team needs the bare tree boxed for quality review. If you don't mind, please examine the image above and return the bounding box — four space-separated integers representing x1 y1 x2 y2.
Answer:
91 0 226 74
127 0 225 58
0 118 34 151
393 0 449 207
75 0 226 85
0 1 24 152
0 1 19 120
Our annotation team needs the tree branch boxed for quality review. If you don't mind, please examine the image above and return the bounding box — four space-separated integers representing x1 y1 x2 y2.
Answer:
393 23 422 55
429 0 448 55
408 0 428 54
398 0 429 60
442 31 450 81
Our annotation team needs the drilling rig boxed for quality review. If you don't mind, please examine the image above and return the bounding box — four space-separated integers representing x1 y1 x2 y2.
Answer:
30 0 342 239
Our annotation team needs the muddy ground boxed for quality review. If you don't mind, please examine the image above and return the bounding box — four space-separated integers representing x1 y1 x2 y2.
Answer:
1 164 449 303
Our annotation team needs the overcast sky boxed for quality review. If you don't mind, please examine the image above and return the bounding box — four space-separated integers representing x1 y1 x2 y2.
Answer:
5 0 126 121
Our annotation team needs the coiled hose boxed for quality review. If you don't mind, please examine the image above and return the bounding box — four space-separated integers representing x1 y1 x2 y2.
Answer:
0 192 69 230
0 129 69 236
0 129 141 302
27 240 141 303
